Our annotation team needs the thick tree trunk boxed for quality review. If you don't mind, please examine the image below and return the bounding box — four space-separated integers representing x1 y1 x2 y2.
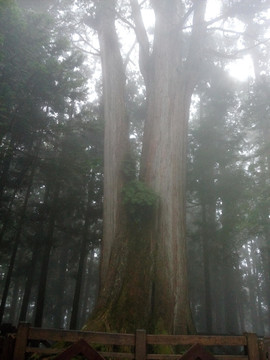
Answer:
85 0 206 334
139 0 206 335
83 0 131 332
97 0 130 289
140 23 192 336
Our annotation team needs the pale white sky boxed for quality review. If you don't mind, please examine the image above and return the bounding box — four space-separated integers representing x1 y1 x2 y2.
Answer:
227 55 255 81
205 0 222 20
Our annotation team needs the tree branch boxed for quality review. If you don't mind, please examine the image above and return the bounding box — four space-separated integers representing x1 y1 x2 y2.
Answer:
183 13 229 31
72 42 100 56
130 0 151 86
205 11 233 28
207 37 270 60
115 10 135 30
207 27 245 37
130 0 149 55
181 4 195 26
123 40 137 70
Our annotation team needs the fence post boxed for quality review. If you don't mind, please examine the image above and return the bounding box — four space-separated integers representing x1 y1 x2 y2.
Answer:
2 335 16 360
135 329 146 360
263 339 270 360
13 322 30 360
245 333 260 360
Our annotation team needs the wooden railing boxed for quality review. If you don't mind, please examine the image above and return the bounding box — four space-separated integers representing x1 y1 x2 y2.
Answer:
2 322 269 360
263 338 270 360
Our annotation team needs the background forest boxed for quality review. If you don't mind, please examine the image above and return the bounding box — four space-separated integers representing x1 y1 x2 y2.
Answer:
1 0 270 336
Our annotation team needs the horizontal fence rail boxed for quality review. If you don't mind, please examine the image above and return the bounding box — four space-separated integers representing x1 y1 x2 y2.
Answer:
1 322 267 360
146 334 248 346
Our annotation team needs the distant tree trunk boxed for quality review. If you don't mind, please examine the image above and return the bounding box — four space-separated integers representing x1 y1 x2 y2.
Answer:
85 0 207 334
19 182 49 323
0 184 31 247
0 236 20 324
8 276 20 324
222 258 240 334
0 208 12 247
245 241 264 334
236 264 245 333
0 163 35 324
53 247 69 329
34 182 60 327
212 267 225 334
80 250 96 328
0 136 15 207
0 137 34 211
245 248 259 332
19 237 40 322
260 241 270 315
250 241 265 335
70 182 92 330
69 233 88 330
201 202 214 334
0 174 21 249
0 140 40 246
220 203 240 334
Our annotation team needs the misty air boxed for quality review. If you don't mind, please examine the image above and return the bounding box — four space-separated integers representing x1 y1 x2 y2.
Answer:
0 0 270 359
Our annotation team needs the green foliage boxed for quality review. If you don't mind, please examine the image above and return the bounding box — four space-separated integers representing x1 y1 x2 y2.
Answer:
0 1 88 142
122 180 159 224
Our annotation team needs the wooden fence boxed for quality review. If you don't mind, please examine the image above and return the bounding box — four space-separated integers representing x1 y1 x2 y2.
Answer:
1 322 270 360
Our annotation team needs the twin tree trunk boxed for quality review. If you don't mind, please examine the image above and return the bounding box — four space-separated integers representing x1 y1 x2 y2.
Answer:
85 0 206 334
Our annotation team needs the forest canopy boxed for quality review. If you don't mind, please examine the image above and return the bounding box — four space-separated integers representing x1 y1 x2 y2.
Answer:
0 0 270 336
